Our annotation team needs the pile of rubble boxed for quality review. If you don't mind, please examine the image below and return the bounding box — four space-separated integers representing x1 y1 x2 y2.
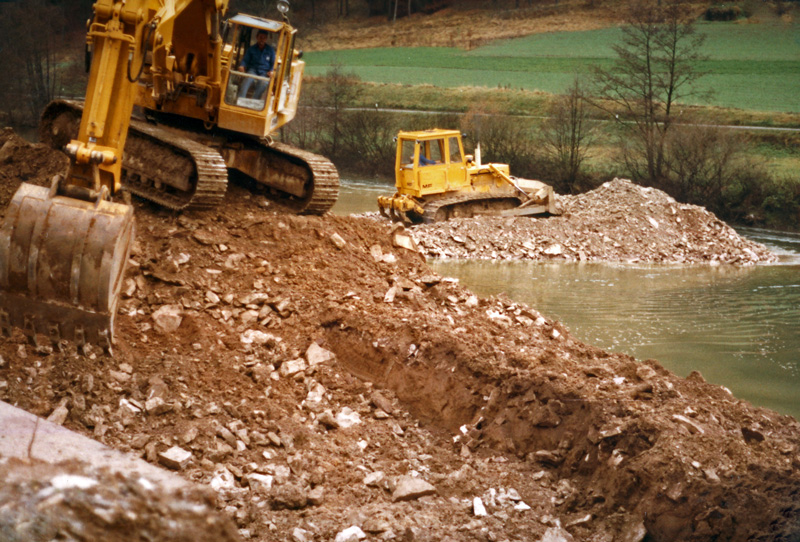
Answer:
410 179 776 265
1 131 798 541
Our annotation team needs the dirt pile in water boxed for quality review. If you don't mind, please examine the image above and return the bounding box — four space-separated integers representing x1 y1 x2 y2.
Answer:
410 178 776 265
0 131 798 541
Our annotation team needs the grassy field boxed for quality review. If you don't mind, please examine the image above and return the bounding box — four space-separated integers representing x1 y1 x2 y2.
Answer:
304 20 800 114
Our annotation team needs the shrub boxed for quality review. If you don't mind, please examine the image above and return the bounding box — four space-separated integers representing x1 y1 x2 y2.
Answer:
704 5 742 21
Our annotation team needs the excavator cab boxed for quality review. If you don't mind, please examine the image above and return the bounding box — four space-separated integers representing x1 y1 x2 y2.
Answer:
217 14 303 138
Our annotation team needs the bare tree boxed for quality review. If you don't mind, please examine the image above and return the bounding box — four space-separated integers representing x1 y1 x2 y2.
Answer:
317 63 362 160
541 77 595 193
592 0 708 186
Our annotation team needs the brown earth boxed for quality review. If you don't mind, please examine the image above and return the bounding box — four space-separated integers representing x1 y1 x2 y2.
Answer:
1 129 799 542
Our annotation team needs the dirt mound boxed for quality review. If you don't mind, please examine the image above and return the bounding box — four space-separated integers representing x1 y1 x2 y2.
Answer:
0 128 67 216
0 132 798 541
410 178 777 265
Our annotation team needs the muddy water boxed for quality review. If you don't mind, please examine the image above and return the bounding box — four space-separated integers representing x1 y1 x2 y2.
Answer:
334 180 800 419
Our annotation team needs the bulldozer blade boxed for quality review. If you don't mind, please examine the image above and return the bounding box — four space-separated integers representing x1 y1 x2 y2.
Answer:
0 182 134 350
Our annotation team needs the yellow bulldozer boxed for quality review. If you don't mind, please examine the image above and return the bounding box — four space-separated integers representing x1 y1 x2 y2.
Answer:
378 129 557 223
0 0 337 351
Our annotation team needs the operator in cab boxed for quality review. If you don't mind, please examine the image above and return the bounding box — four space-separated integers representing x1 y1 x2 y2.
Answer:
238 29 275 99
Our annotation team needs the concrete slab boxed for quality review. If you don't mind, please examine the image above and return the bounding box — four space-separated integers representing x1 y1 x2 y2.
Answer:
0 400 190 491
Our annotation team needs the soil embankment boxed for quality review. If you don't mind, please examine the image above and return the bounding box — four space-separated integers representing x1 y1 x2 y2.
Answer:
1 129 798 541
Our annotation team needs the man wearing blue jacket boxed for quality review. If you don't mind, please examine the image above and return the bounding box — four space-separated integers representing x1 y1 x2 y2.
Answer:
238 30 275 100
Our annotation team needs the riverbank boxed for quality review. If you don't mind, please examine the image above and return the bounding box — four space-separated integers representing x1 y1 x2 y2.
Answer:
1 130 798 540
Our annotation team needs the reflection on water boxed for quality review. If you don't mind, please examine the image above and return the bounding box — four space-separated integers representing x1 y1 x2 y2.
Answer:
336 179 800 419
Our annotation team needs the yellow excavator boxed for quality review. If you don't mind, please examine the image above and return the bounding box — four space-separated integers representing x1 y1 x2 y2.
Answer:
0 0 337 351
378 129 557 223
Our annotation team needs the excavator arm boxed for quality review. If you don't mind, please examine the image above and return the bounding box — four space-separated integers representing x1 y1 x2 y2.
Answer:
0 0 228 351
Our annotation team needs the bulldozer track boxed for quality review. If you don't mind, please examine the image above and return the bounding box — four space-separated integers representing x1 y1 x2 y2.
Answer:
420 193 523 223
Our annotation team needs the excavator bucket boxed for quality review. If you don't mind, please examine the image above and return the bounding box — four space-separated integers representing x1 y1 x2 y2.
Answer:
0 181 134 351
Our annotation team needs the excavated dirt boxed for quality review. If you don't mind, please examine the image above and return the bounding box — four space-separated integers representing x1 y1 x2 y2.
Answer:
1 129 799 542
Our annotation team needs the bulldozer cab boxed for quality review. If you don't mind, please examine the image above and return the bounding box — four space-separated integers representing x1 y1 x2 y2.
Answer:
396 129 469 197
217 14 303 137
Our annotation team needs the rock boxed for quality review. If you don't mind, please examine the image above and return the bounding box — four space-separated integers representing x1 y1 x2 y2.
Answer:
317 410 339 430
270 483 308 510
292 528 313 542
331 233 347 249
336 407 362 429
217 425 237 447
152 304 183 333
241 329 281 346
306 342 335 366
473 497 488 516
307 485 325 505
279 358 307 377
158 446 192 470
369 391 394 414
364 471 385 487
46 398 70 426
210 467 236 491
391 475 436 502
247 473 274 493
145 396 172 415
335 526 367 542
369 244 383 262
672 414 705 435
391 223 419 252
539 525 575 542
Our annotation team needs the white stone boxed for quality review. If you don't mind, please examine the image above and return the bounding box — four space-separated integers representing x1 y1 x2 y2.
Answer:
331 233 347 249
336 407 361 429
473 497 488 516
306 342 335 366
152 304 183 333
279 358 307 377
210 467 236 491
240 329 281 346
364 471 385 487
392 475 436 502
158 446 192 470
335 526 366 542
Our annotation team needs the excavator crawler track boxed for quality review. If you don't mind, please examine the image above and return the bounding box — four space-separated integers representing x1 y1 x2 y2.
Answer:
40 100 338 214
260 141 339 215
123 120 228 211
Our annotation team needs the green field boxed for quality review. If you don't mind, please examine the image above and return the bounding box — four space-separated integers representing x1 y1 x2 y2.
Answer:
304 21 800 113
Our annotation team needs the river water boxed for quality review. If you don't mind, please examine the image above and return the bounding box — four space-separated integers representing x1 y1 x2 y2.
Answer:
333 180 800 420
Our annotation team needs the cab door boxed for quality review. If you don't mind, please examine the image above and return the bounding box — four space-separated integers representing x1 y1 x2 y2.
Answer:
445 135 467 191
416 139 447 196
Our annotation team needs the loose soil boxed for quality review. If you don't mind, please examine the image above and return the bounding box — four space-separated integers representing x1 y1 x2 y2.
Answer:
1 129 799 542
